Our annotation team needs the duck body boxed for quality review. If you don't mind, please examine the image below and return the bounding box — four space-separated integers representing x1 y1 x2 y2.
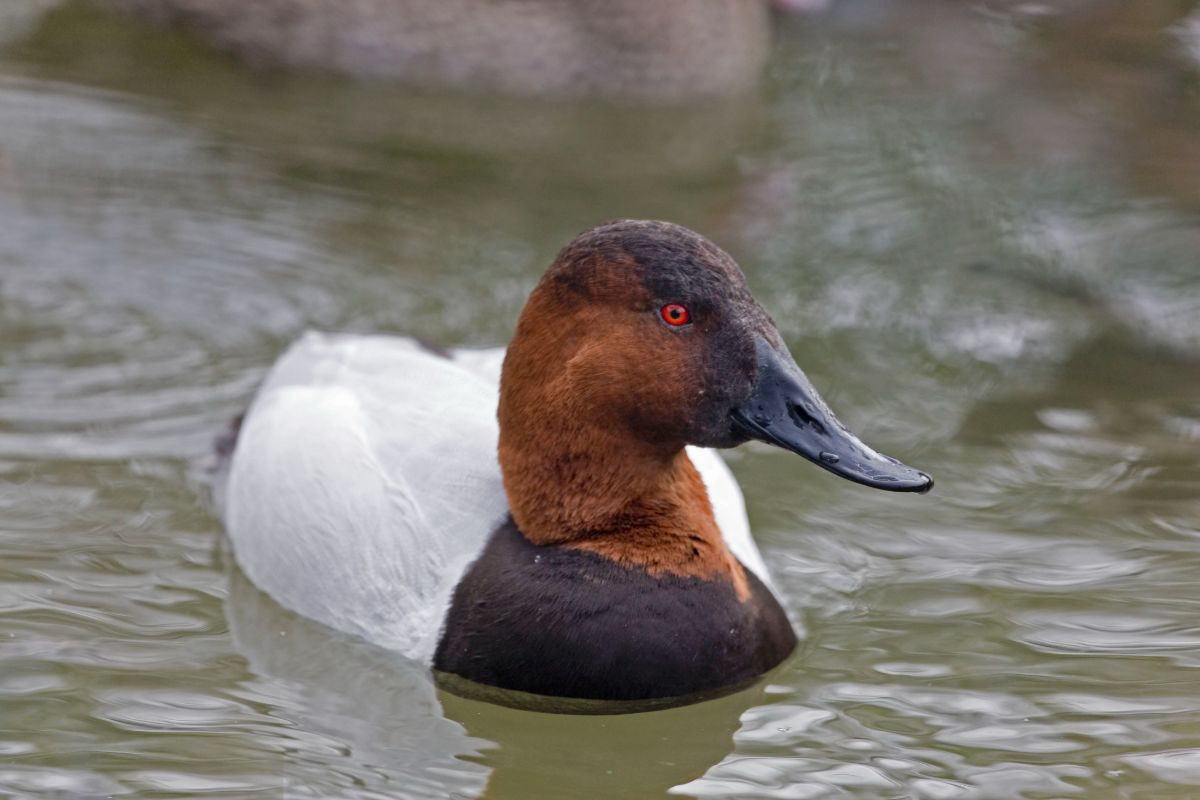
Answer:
221 220 931 708
223 331 778 672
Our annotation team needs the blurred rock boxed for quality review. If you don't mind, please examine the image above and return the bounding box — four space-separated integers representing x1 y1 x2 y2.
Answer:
88 0 771 102
0 0 65 46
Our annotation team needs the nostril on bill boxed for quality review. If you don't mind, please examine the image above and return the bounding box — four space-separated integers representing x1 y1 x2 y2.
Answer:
786 400 828 436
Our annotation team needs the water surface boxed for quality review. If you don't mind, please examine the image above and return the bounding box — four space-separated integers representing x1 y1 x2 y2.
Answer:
2 2 1199 797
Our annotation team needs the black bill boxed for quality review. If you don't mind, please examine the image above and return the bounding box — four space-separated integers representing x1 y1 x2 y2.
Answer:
731 337 933 493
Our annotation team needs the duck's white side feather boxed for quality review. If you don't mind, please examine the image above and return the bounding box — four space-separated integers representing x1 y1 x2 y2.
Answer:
224 331 772 664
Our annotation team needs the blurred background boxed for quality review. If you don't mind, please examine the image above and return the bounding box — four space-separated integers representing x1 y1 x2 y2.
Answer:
1 1 1198 797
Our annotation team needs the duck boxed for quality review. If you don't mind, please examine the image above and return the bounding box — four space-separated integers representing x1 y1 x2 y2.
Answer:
91 0 771 101
218 219 932 709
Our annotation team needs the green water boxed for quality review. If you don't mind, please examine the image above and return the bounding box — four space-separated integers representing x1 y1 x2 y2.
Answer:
2 2 1199 797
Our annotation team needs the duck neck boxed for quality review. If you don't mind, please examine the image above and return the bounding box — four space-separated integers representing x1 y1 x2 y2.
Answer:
497 402 749 600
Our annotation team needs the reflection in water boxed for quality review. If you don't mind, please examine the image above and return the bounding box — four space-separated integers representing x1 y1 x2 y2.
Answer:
1 1 1200 798
226 570 490 799
227 566 777 799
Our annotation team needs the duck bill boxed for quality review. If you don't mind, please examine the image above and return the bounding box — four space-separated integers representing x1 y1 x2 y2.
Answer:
731 337 933 494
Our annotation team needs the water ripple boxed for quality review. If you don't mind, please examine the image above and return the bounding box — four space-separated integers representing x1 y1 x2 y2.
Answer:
3 7 1200 798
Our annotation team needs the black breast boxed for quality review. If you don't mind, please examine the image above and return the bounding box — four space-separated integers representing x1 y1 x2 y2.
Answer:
433 519 797 703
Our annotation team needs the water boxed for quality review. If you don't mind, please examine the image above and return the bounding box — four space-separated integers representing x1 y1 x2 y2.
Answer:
2 1 1199 797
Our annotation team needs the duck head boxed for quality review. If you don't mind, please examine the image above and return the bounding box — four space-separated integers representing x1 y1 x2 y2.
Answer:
499 220 931 546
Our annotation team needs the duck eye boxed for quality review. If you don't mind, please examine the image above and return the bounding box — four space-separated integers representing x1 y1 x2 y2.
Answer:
660 303 690 327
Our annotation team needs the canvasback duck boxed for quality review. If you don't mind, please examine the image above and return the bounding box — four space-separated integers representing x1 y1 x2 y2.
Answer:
92 0 769 101
219 220 932 707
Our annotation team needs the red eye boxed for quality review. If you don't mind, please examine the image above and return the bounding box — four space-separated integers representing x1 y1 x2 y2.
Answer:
660 303 690 327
